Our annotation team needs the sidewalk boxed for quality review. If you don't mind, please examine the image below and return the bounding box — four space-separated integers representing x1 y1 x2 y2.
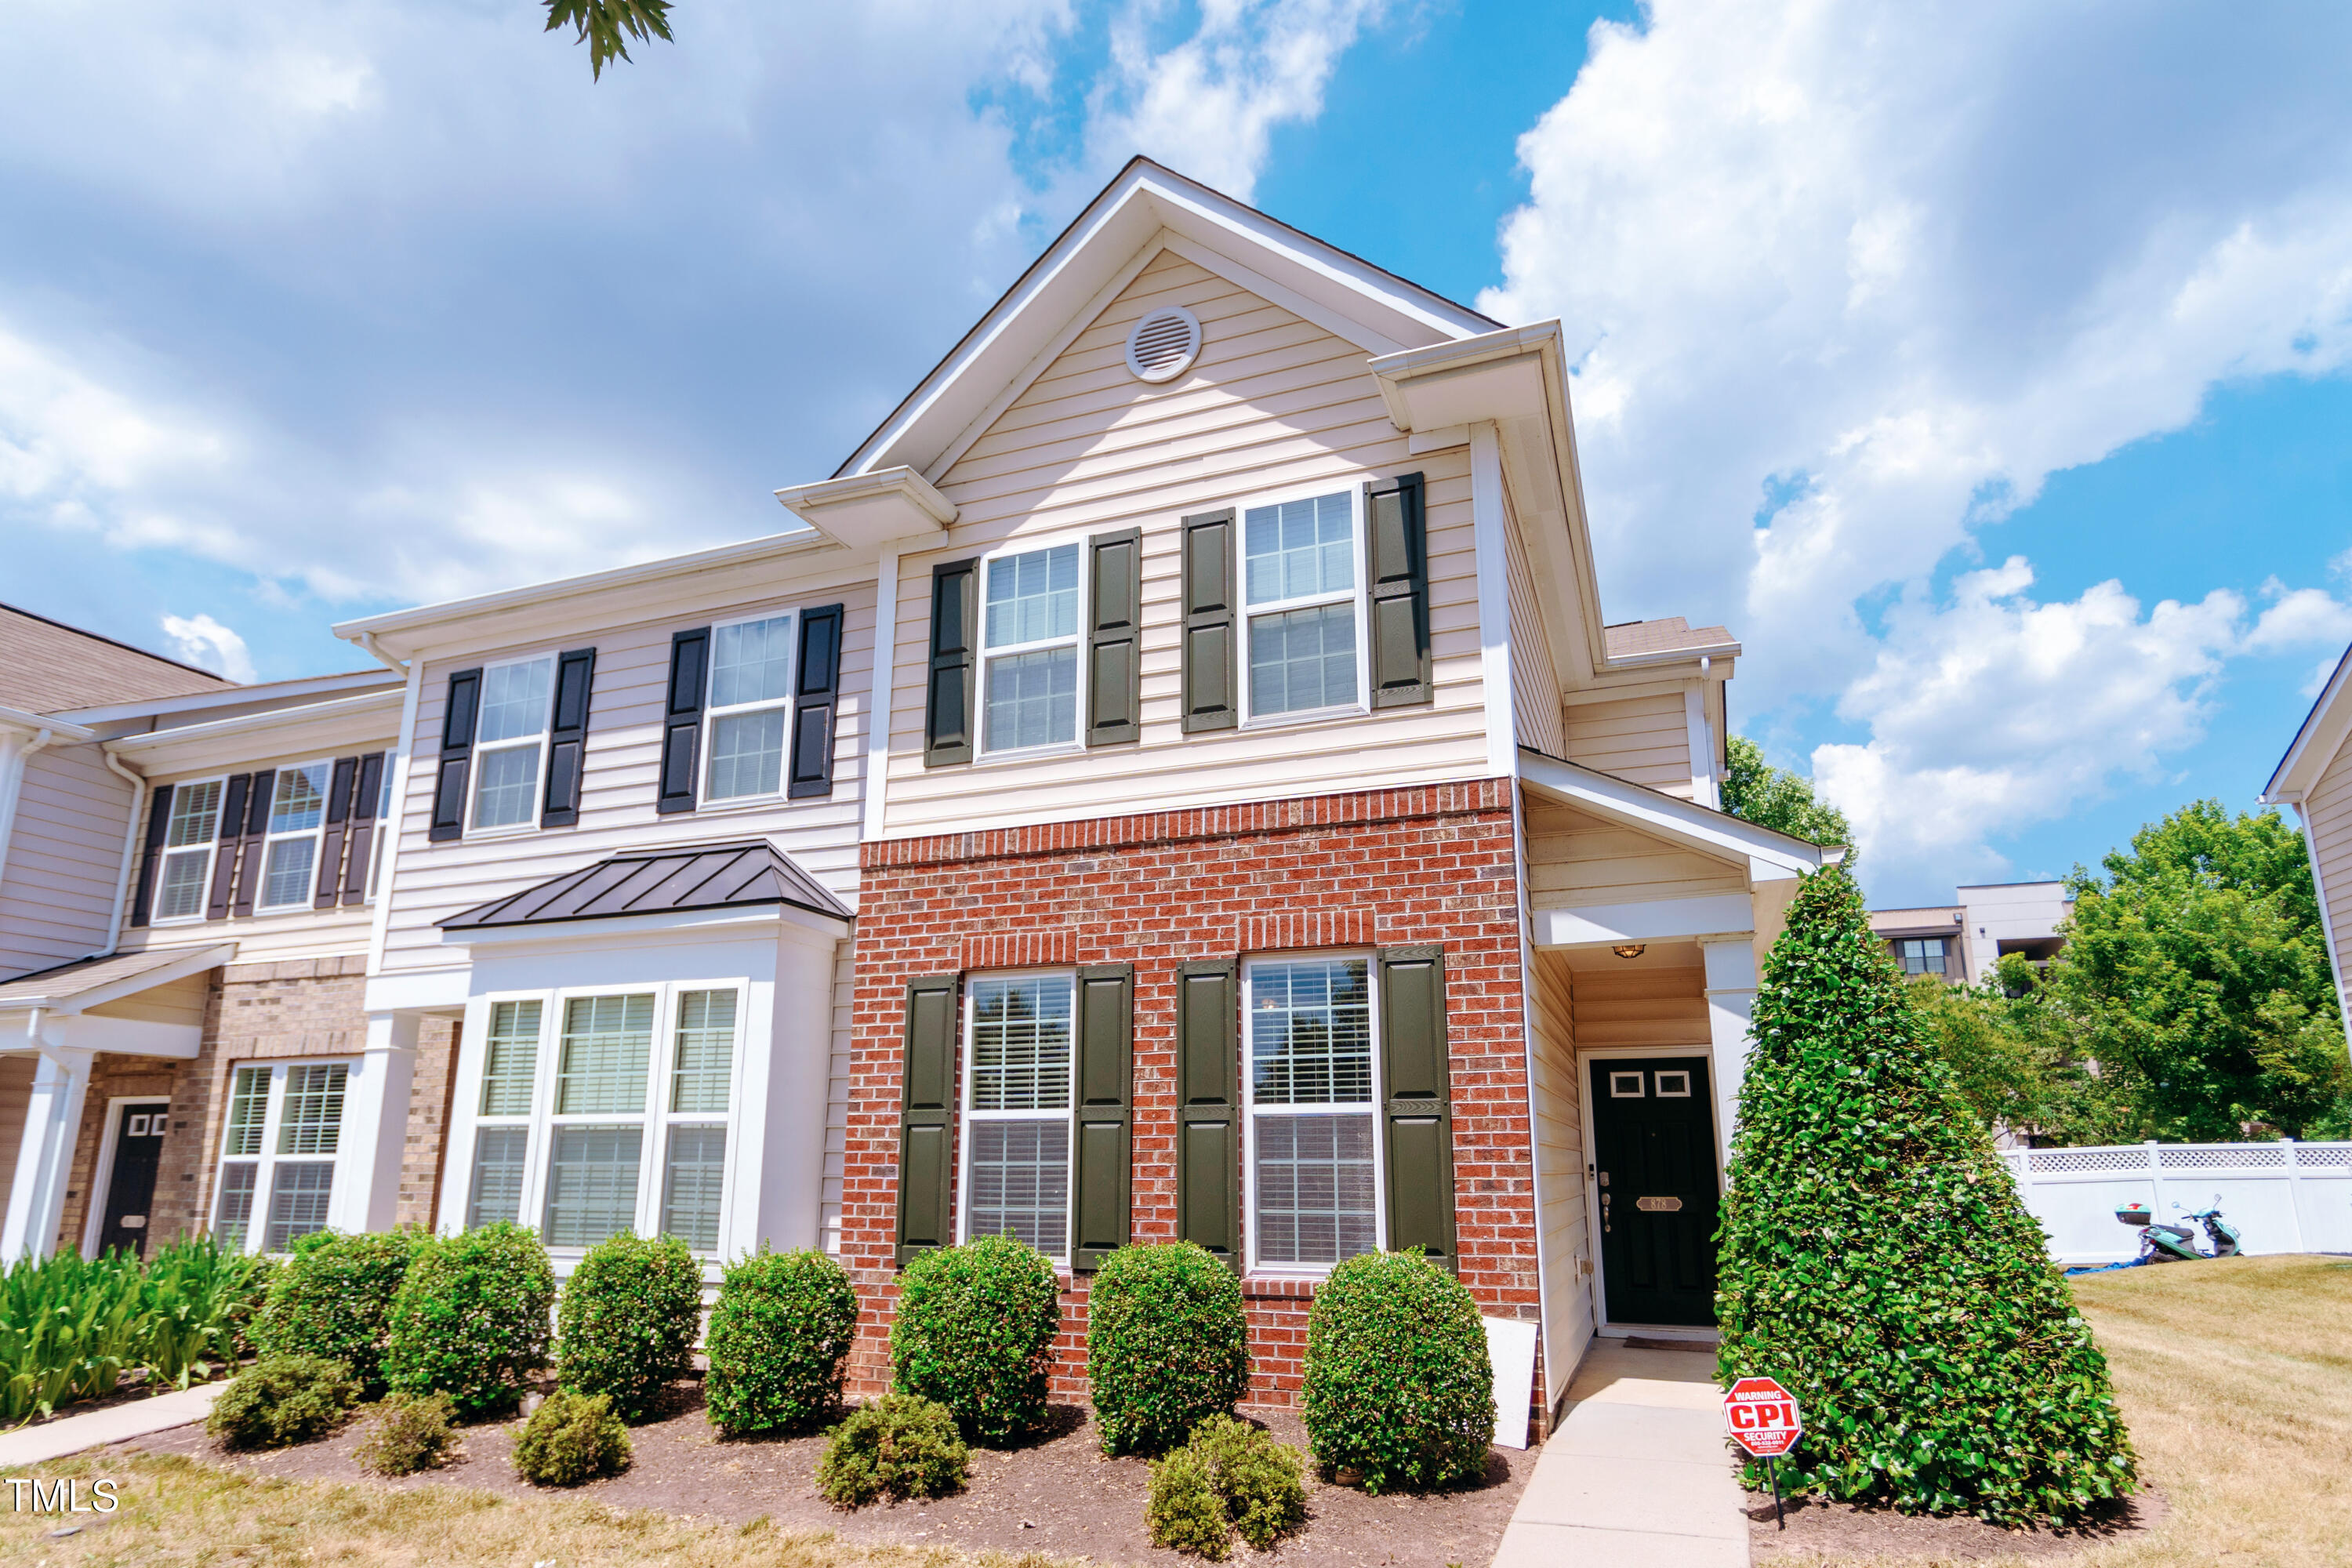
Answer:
0 1383 225 1469
1491 1340 1748 1567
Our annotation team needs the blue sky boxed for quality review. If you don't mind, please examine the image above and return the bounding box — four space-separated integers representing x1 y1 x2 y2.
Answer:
3 0 2349 906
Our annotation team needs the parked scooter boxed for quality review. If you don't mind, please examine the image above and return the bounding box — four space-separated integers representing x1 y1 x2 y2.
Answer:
2115 1196 2241 1263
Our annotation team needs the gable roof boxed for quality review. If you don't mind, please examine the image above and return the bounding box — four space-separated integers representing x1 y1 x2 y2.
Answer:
2263 642 2352 804
0 944 235 1013
0 602 231 714
1602 617 1741 664
441 842 851 931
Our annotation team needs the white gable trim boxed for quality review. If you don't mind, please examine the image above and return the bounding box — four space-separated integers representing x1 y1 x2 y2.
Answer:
1156 233 1410 357
1520 750 1835 884
2264 642 2352 802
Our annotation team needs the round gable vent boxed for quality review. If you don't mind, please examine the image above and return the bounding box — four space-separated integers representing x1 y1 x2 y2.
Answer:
1125 306 1202 383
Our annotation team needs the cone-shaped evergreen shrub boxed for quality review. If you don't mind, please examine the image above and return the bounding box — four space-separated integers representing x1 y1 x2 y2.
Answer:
1717 865 2136 1523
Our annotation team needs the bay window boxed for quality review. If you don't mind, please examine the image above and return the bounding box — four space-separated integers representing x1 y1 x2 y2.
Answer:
470 656 557 831
980 544 1081 753
1242 491 1362 719
212 1060 351 1254
703 614 795 801
960 972 1074 1258
1243 954 1380 1271
153 778 224 923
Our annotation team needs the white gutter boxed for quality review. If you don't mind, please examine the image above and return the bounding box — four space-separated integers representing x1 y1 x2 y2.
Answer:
100 750 147 954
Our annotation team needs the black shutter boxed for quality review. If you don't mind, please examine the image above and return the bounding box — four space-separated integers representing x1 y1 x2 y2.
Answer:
1366 472 1432 708
895 973 961 1263
128 782 173 929
924 559 978 766
1180 510 1239 732
340 752 387 906
539 648 596 828
1087 529 1142 746
230 768 274 918
1175 959 1242 1269
1070 963 1134 1271
658 630 708 815
205 773 251 920
314 756 359 909
429 669 482 842
1378 944 1457 1269
787 604 845 799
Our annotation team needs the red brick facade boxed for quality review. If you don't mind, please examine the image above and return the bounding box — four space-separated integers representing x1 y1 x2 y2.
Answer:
844 779 1546 1424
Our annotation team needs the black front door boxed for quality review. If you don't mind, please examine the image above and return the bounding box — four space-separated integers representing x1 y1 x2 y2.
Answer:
1590 1056 1719 1327
97 1103 168 1258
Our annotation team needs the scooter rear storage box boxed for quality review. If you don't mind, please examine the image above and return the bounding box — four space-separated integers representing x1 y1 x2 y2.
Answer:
2115 1204 2153 1227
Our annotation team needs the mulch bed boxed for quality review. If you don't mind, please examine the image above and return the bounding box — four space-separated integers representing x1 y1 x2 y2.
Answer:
1747 1483 2168 1562
110 1377 1530 1566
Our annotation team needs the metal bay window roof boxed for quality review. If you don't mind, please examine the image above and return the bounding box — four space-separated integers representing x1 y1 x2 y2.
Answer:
440 841 850 931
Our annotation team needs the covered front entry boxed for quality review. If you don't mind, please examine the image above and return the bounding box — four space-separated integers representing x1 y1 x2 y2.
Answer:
1588 1055 1719 1327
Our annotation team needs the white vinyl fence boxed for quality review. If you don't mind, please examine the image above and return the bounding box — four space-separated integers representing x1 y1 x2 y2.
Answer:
1998 1141 2352 1265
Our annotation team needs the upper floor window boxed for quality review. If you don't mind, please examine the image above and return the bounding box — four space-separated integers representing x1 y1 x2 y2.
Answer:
981 544 1082 753
470 656 556 831
706 614 794 801
1243 492 1361 719
256 762 329 911
1898 938 1948 976
154 779 224 923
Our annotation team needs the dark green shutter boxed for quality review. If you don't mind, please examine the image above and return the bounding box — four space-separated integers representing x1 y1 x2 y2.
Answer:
925 558 978 766
314 756 359 908
205 773 250 920
895 973 961 1263
229 768 274 918
1175 959 1242 1268
1378 944 1457 1269
128 782 172 929
1070 964 1134 1270
539 647 596 827
1179 510 1238 732
787 604 845 798
1365 472 1432 708
1086 529 1142 746
428 667 481 841
339 752 387 906
658 630 707 815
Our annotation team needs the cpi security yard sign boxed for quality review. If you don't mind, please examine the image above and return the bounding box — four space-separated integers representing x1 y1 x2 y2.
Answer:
1725 1376 1803 1528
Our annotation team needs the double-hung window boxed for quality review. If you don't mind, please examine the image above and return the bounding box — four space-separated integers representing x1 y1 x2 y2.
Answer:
979 544 1082 753
960 973 1074 1258
1898 938 1948 975
1242 491 1363 720
704 614 793 801
255 761 330 911
1243 954 1380 1272
152 779 224 923
469 655 556 831
212 1060 350 1254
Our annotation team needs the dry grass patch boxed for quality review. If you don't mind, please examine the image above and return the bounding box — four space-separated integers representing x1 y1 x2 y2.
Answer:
0 1453 1079 1568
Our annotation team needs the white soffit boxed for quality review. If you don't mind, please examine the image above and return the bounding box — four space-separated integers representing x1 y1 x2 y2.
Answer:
1520 750 1836 884
1533 894 1756 949
772 466 956 550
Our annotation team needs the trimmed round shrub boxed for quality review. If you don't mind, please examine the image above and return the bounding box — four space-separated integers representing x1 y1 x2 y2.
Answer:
382 1221 557 1417
251 1229 425 1393
705 1247 859 1438
1145 1446 1230 1560
815 1393 970 1508
1087 1242 1249 1455
355 1390 456 1476
889 1235 1060 1446
206 1354 358 1450
511 1388 632 1486
1718 865 2138 1524
1301 1250 1494 1494
555 1232 702 1423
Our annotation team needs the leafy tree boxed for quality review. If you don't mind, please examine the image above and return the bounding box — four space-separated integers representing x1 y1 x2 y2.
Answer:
2047 800 2350 1141
1721 735 1853 857
1905 957 2136 1145
1718 864 2136 1523
544 0 673 79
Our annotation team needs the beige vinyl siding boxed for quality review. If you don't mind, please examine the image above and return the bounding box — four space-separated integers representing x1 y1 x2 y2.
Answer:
1570 958 1711 1049
85 971 209 1026
822 936 853 1254
2305 739 2352 1011
1524 800 1747 912
1563 691 1693 797
0 741 134 980
880 249 1490 837
380 586 875 975
1527 947 1590 1403
0 1055 34 1221
1506 507 1565 760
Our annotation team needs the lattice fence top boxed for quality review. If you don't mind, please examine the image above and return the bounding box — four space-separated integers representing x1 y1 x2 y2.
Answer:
2297 1145 2352 1167
2162 1145 2286 1168
2016 1140 2352 1174
2028 1148 2153 1173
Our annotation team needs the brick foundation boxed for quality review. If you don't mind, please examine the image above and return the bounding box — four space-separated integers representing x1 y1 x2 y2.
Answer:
844 779 1547 1426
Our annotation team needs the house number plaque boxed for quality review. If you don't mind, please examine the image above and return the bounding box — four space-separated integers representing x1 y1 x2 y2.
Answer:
1635 1196 1682 1213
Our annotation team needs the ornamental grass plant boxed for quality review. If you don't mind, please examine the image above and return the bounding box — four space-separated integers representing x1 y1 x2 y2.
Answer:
888 1236 1059 1446
1716 863 2137 1524
554 1232 702 1422
1086 1242 1249 1455
0 1239 267 1422
1300 1250 1494 1494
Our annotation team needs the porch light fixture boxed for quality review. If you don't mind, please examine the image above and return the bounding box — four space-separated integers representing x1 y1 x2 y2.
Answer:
1610 944 1646 960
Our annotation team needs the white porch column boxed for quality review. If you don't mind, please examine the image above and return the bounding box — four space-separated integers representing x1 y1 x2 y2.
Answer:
328 1013 420 1235
1700 939 1759 1174
3 1044 95 1261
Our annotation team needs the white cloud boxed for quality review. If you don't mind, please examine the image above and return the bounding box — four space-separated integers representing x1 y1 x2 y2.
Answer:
162 612 258 683
1480 0 2352 893
2244 581 2352 655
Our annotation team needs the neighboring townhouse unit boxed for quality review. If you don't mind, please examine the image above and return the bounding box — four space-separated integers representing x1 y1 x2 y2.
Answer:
1868 881 2073 986
2262 642 2352 1040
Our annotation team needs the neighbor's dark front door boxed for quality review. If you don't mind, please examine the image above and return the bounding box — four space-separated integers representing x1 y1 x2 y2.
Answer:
1589 1056 1719 1327
97 1103 167 1258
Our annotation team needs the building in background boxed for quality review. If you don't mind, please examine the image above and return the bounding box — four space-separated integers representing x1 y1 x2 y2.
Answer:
2259 643 2352 1040
1868 881 2073 986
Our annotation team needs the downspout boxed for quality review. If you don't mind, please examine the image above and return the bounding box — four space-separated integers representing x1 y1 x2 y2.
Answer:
365 644 424 973
100 749 147 955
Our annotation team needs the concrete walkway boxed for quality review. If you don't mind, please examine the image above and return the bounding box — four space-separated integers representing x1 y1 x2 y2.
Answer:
1492 1341 1748 1567
0 1383 224 1468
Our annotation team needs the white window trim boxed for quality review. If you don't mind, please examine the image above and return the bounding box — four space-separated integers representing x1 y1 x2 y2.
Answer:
1236 481 1372 729
362 749 394 902
976 536 1089 760
151 774 229 927
1240 949 1385 1279
451 980 749 1256
212 1057 357 1257
465 651 561 838
82 1095 172 1257
252 758 334 913
699 608 797 807
956 967 1078 1265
